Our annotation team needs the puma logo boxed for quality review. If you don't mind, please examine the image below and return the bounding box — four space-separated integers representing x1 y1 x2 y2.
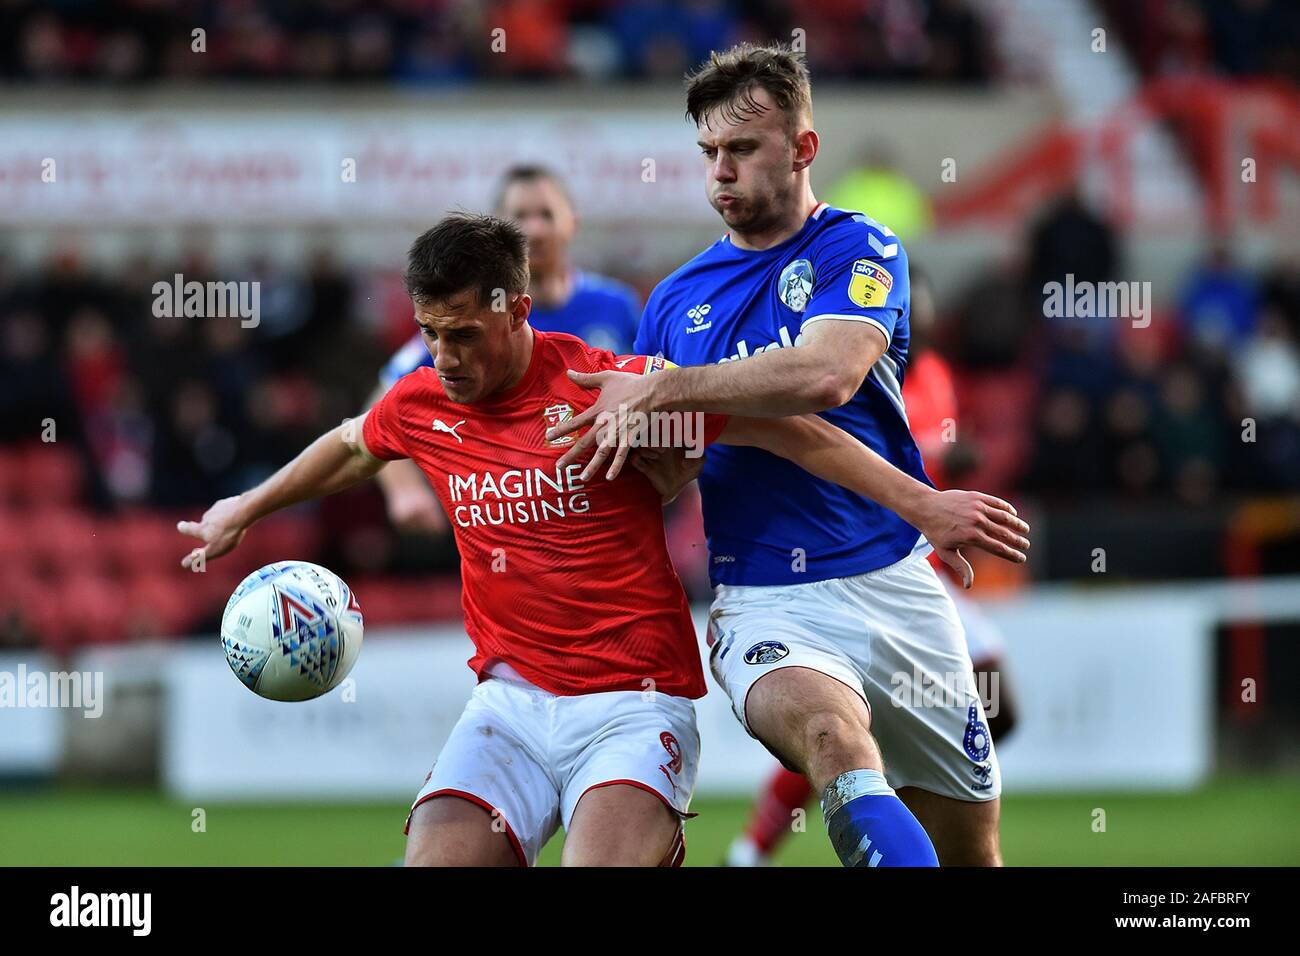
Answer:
431 419 466 443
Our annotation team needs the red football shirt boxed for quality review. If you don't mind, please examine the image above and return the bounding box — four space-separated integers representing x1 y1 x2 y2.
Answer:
362 329 726 698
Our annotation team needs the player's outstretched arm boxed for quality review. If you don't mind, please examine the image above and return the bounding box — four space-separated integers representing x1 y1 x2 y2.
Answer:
546 322 884 476
364 382 447 535
718 414 1030 588
177 414 386 568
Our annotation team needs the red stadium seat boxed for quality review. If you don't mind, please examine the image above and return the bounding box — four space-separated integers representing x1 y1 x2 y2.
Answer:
19 444 85 507
0 447 23 506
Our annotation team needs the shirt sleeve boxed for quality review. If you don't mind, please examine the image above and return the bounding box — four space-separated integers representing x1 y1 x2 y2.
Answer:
378 333 433 389
361 379 412 461
632 291 663 358
801 219 910 350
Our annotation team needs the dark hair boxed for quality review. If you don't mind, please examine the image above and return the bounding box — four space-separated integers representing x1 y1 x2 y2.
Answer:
685 42 812 135
491 163 573 213
404 213 529 308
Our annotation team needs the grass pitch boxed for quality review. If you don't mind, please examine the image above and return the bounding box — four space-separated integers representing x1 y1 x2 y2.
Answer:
1 775 1296 866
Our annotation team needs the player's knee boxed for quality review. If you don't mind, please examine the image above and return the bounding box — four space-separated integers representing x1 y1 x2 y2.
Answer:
404 797 519 867
563 835 664 867
795 709 876 780
563 788 681 866
940 829 1002 867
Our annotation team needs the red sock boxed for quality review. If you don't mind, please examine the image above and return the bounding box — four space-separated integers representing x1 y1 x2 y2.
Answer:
745 766 815 855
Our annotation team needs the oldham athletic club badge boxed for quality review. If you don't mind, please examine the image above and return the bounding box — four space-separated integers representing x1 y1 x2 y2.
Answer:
777 259 815 312
744 641 790 665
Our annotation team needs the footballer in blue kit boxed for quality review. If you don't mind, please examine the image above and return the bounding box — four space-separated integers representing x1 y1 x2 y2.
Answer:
633 200 930 586
550 43 1032 868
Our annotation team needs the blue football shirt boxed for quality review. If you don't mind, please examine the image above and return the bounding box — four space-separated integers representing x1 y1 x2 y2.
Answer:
634 203 933 587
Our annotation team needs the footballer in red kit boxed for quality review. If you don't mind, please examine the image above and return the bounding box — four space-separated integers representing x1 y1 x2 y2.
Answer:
178 213 1029 868
362 335 723 700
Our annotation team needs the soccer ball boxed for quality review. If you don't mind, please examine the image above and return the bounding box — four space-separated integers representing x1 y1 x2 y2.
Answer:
220 561 364 702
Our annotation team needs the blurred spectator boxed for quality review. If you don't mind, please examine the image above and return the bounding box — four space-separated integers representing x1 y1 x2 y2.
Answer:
1178 241 1260 353
826 145 933 242
1103 0 1300 83
0 0 1003 84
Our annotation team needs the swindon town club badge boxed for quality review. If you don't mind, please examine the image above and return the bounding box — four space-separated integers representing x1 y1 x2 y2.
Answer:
544 403 575 446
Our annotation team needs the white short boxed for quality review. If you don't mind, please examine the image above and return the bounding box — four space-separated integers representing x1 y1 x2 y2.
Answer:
944 577 1008 668
707 551 1001 801
406 674 700 866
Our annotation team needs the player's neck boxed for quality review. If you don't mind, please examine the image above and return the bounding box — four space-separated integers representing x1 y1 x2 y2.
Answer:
729 190 820 252
529 266 575 307
498 324 536 393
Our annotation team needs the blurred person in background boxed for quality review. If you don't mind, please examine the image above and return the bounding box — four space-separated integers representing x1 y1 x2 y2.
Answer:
825 143 933 243
1178 240 1259 355
368 164 642 534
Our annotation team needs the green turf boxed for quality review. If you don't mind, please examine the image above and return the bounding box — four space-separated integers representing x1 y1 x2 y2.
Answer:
1 776 1296 866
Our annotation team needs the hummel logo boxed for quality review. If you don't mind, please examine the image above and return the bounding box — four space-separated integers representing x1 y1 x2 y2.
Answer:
685 303 713 335
432 419 466 443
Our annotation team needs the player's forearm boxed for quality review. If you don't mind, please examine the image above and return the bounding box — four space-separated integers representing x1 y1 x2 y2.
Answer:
236 420 384 527
742 415 935 525
375 455 427 495
651 345 853 417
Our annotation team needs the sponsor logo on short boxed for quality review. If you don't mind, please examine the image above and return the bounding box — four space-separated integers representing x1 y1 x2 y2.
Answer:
657 730 684 796
743 641 790 665
431 419 466 443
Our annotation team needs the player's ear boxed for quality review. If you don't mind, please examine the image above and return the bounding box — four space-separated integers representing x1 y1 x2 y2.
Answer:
793 128 818 171
510 292 531 329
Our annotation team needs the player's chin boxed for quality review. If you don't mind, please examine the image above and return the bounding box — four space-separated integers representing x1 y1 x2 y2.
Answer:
716 201 751 228
439 378 479 402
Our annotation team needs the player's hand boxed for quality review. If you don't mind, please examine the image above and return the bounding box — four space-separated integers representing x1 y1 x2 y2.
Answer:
914 490 1030 588
550 369 657 480
177 495 251 569
384 484 447 535
630 447 705 504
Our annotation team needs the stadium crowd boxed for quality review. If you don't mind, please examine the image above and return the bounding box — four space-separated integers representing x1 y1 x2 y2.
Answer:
0 0 997 84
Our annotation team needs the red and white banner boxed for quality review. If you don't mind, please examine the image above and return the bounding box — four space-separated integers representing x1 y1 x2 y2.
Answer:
0 108 710 226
